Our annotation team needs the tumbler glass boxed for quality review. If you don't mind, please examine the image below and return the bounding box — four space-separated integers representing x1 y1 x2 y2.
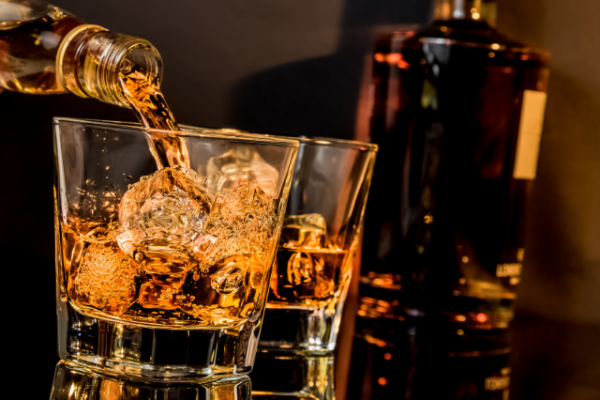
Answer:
54 118 298 381
258 137 377 352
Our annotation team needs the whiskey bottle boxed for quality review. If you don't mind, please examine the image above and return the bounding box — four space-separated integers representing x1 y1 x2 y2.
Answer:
0 0 159 104
0 0 185 167
358 0 549 328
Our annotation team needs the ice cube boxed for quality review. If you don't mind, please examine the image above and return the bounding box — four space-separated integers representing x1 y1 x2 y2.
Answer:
280 213 327 248
83 220 120 243
210 254 262 295
179 254 265 321
279 249 334 301
68 242 137 314
117 166 212 272
211 264 245 295
206 149 279 197
201 181 277 267
70 240 85 268
133 241 195 275
138 281 181 310
286 252 324 285
248 259 266 290
136 274 187 310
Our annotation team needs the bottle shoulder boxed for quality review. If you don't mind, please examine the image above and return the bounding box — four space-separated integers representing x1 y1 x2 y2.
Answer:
374 21 549 62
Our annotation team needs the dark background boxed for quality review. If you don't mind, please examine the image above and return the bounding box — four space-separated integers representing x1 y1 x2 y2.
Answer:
2 0 599 398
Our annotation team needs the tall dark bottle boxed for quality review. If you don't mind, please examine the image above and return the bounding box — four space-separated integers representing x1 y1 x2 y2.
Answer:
358 0 549 328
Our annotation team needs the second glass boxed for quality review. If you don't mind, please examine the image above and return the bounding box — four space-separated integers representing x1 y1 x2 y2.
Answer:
259 137 377 352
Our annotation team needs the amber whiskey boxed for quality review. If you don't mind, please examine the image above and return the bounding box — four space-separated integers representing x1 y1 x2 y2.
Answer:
267 214 353 309
269 246 349 308
60 177 278 328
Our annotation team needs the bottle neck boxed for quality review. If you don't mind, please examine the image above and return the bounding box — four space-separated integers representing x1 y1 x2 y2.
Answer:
433 0 497 26
56 24 163 108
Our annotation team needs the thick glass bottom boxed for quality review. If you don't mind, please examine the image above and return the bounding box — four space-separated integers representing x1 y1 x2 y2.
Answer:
57 297 262 381
252 351 335 400
50 359 252 400
259 306 341 352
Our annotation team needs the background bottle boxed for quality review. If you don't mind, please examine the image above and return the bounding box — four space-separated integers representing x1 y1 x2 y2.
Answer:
358 0 549 328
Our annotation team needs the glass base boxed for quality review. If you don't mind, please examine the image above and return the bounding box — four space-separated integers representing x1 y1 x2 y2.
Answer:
57 298 261 382
259 306 340 352
252 351 335 400
51 359 252 400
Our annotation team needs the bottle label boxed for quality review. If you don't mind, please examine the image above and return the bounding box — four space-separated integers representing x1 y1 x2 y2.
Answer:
484 367 511 392
484 375 510 391
513 90 547 179
496 263 522 278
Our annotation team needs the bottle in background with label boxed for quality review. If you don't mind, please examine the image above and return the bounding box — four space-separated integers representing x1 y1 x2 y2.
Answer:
358 0 549 328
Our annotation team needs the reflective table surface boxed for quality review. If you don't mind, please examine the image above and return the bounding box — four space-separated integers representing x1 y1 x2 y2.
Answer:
29 316 600 399
13 254 600 400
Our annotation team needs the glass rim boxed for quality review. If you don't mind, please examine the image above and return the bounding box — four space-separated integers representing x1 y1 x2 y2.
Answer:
53 117 300 148
280 135 377 152
216 129 377 152
53 118 375 152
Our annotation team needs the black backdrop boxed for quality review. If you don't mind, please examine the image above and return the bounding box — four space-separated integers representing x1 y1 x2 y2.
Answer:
3 0 600 397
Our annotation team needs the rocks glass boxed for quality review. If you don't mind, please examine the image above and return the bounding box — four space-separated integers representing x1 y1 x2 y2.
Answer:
54 118 298 380
259 137 377 352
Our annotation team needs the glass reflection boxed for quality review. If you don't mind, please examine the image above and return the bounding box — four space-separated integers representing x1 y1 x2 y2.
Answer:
49 360 251 400
345 315 511 400
252 352 335 400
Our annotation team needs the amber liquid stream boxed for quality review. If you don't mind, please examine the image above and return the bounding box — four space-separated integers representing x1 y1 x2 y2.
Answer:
0 8 295 329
